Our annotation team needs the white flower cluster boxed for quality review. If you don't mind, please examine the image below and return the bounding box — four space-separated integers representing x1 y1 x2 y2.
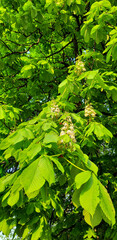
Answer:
60 116 76 143
51 102 60 117
75 59 86 75
85 103 96 118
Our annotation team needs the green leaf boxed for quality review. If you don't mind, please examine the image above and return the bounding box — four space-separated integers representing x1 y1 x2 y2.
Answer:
58 79 68 94
112 44 117 60
86 159 98 176
84 27 91 42
91 25 100 35
0 179 5 192
31 6 37 18
99 181 115 226
0 219 10 236
50 157 64 173
37 60 48 65
23 1 33 11
85 122 113 141
0 106 6 119
80 173 100 216
20 159 45 194
106 48 112 63
3 172 18 187
9 131 24 144
42 122 57 131
22 227 30 239
103 45 111 54
27 142 41 161
67 0 73 6
85 123 95 137
21 64 35 78
8 128 34 145
31 217 45 240
71 113 84 125
106 38 117 46
2 191 10 206
72 189 81 208
27 190 40 200
45 0 53 7
112 89 117 101
102 0 111 9
26 203 35 215
43 131 59 144
76 0 81 4
83 205 102 228
94 122 113 140
8 191 19 206
39 156 55 185
87 70 99 79
113 233 117 240
48 64 54 74
91 25 105 44
50 196 63 218
75 171 91 189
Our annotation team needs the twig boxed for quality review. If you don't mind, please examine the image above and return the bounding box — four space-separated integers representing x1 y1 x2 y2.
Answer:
46 40 73 58
1 39 40 59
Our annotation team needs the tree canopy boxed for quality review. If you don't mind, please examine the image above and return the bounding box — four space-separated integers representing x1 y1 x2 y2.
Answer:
0 0 117 239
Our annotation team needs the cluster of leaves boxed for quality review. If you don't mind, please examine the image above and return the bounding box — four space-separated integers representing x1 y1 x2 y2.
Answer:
0 0 117 239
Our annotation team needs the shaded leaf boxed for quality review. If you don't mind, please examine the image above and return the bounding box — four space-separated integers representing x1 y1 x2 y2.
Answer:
83 205 102 228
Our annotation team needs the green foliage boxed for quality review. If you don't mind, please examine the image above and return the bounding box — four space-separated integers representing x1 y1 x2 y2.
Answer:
0 0 117 239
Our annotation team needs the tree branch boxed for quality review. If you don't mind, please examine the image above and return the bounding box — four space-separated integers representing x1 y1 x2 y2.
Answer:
46 40 73 58
0 39 13 52
52 223 76 238
1 39 40 59
0 119 11 131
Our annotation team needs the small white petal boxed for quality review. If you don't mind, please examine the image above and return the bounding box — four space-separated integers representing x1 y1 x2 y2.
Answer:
60 131 65 136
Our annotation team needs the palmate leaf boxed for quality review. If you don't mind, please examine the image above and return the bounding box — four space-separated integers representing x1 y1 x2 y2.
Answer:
0 127 34 150
20 158 45 194
80 173 100 216
84 181 116 227
85 122 113 141
20 156 55 195
0 0 117 237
